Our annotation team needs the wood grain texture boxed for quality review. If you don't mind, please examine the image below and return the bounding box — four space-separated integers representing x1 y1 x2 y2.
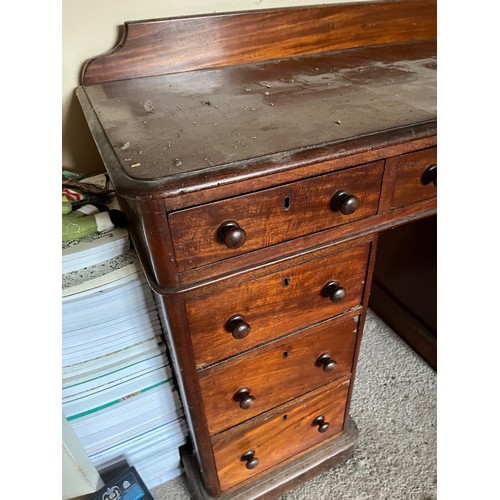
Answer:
169 161 383 272
160 135 437 212
198 310 360 435
172 198 435 292
116 197 180 288
74 3 437 497
82 1 436 85
181 416 358 499
154 292 222 495
80 41 436 195
391 147 437 208
77 80 436 204
342 235 378 420
184 240 371 368
211 378 350 490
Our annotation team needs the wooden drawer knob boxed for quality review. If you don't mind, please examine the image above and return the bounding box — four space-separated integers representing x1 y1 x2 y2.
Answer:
226 314 251 339
312 415 330 433
421 164 437 186
322 280 346 302
331 190 360 215
316 352 337 372
217 220 247 249
241 450 260 469
234 387 256 409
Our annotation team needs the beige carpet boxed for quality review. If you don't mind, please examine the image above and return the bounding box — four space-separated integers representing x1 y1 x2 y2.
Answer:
152 309 437 499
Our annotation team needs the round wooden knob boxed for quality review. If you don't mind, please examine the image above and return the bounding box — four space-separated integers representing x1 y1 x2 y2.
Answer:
241 450 259 470
331 190 360 215
316 352 337 372
312 415 330 433
225 314 251 339
322 280 346 302
217 220 247 249
234 387 256 409
421 164 437 186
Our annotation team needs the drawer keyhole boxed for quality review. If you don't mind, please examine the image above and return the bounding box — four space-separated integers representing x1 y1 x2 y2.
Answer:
283 196 291 210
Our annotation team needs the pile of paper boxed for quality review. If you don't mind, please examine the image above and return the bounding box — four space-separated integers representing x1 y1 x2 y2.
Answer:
62 177 187 489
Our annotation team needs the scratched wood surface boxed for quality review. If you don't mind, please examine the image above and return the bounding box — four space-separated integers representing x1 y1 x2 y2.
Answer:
80 41 436 188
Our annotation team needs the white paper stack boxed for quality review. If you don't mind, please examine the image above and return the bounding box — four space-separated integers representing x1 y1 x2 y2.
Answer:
62 176 187 489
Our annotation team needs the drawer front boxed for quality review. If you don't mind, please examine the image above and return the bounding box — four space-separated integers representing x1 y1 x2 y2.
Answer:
169 161 383 272
185 241 371 368
391 147 437 208
199 311 359 435
211 378 350 490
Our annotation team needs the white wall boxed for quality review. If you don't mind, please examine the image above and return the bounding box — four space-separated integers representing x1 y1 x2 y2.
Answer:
62 0 365 174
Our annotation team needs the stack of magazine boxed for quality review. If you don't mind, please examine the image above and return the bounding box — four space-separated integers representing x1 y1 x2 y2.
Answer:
62 175 187 489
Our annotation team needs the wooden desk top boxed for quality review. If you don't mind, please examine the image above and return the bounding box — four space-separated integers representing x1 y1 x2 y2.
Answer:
76 1 436 202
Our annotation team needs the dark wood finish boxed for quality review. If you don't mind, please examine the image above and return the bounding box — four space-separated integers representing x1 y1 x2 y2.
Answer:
316 352 338 372
312 416 331 433
82 1 436 85
391 147 437 208
198 310 360 434
77 41 435 201
322 280 347 302
225 314 251 340
181 416 358 500
75 2 437 497
422 164 437 186
211 378 350 490
369 216 437 369
154 292 222 495
217 221 247 250
370 282 437 369
331 190 361 215
169 161 382 272
173 199 435 291
342 235 379 422
233 388 256 411
184 240 371 368
241 450 259 470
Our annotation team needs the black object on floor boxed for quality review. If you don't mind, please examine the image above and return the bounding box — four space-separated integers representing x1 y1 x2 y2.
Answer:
91 466 154 500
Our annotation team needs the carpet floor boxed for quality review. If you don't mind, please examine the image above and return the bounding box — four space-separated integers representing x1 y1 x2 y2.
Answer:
151 309 437 499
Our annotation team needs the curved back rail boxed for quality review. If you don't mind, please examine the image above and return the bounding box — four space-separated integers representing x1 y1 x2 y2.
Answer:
81 0 437 85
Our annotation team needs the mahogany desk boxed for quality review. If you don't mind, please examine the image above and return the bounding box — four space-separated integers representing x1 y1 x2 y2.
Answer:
76 1 437 497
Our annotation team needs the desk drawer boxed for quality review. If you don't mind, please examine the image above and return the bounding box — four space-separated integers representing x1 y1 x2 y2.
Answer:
391 147 437 208
211 378 350 490
169 161 383 272
185 241 370 368
199 311 359 435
